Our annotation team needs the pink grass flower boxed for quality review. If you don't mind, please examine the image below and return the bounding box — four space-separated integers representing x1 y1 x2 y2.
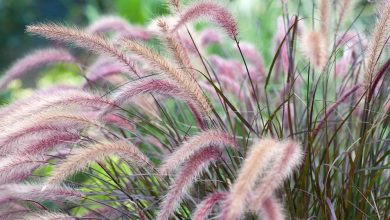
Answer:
250 140 303 212
0 203 30 220
235 42 266 81
0 48 76 91
17 132 80 155
171 1 238 39
26 23 138 75
335 49 353 77
21 211 75 220
108 76 206 128
0 86 77 119
209 55 246 79
102 113 135 131
45 140 151 186
88 15 151 40
85 57 128 85
275 17 290 75
300 30 327 70
156 147 221 220
159 130 237 175
0 88 95 126
192 192 227 220
258 196 285 220
0 155 48 184
0 89 114 133
221 138 282 220
0 183 82 204
200 28 223 46
0 121 81 153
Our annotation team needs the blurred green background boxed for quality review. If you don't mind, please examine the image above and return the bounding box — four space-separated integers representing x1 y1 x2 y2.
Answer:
0 0 171 71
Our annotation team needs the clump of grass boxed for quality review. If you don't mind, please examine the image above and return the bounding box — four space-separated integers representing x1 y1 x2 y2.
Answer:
0 0 388 219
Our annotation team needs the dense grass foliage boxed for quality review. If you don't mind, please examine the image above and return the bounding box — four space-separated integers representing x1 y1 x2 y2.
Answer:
0 0 389 219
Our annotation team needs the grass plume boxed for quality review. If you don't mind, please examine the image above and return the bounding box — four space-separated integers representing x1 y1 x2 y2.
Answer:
45 140 150 186
26 23 138 75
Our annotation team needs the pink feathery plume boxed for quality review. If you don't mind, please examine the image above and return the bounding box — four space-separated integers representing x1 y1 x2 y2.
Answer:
26 23 138 75
192 192 227 220
0 48 76 91
16 132 80 155
274 17 290 75
159 130 237 175
0 91 114 130
109 77 185 106
131 95 161 119
385 99 390 113
0 88 95 127
87 15 132 34
258 196 285 220
300 30 327 70
102 113 134 131
171 1 238 39
335 32 361 78
198 81 219 100
367 57 390 103
0 183 82 204
0 121 81 152
336 31 361 47
0 203 30 220
235 42 266 81
0 154 48 184
116 27 151 41
249 140 303 212
85 57 127 85
335 49 353 77
314 85 362 135
45 140 151 186
0 86 77 119
282 101 295 130
200 28 223 46
108 76 206 128
156 147 221 220
0 112 101 150
21 211 75 220
218 71 248 100
209 55 246 79
88 16 151 40
221 138 281 220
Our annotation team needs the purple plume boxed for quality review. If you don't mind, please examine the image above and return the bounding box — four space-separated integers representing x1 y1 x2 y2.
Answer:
209 55 245 79
0 48 76 91
236 42 266 81
88 16 151 40
200 28 223 46
0 121 81 153
0 86 78 119
274 17 290 75
0 154 48 184
107 76 206 128
192 192 227 220
156 147 221 220
85 57 128 85
171 1 238 39
0 183 82 204
102 113 134 131
17 132 80 155
250 140 303 212
159 130 237 175
258 196 285 220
